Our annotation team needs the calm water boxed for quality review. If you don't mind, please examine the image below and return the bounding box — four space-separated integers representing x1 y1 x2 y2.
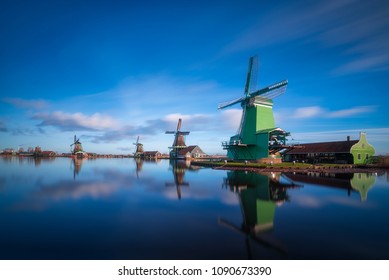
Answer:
1 156 388 260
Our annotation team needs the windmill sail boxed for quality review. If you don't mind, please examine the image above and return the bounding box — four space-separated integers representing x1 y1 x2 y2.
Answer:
244 56 258 95
217 96 246 110
250 80 288 99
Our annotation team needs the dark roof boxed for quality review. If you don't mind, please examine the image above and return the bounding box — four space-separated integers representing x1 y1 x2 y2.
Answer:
285 140 358 154
143 151 160 155
178 145 205 156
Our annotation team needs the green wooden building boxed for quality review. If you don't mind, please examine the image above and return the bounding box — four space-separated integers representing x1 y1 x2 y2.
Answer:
283 132 375 164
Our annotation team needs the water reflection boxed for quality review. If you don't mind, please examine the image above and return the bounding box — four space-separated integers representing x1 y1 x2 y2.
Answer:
1 157 389 259
351 173 375 201
221 171 301 257
1 155 55 166
165 160 201 199
286 172 376 202
135 157 143 178
71 158 83 179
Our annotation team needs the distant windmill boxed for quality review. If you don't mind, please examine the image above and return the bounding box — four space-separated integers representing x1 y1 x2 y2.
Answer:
70 135 84 155
218 56 290 161
165 118 190 158
133 136 144 157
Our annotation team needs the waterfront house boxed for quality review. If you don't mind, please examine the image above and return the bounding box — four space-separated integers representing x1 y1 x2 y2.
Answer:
178 145 207 159
40 151 57 157
143 151 162 159
283 132 375 164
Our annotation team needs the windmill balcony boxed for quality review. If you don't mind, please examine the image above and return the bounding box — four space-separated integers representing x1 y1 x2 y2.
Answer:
222 140 249 148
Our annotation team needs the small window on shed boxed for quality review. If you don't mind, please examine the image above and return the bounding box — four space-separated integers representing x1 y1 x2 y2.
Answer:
357 153 361 160
362 143 365 148
365 154 369 160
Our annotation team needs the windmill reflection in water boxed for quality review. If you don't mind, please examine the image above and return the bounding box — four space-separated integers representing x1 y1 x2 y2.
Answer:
220 171 301 257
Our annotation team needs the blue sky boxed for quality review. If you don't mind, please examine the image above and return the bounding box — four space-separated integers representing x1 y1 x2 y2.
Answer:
1 0 388 155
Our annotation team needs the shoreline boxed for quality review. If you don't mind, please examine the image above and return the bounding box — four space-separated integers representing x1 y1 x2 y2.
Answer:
191 160 388 174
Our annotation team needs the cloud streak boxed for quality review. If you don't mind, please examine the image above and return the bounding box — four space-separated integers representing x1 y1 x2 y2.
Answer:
223 0 389 74
2 97 49 110
86 113 215 143
33 111 120 131
289 127 389 155
80 110 240 144
0 120 7 132
292 105 376 119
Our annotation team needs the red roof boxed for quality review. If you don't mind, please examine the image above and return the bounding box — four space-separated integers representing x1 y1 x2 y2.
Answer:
285 140 358 154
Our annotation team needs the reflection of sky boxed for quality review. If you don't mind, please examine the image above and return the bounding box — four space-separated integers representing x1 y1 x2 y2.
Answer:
0 158 244 259
1 158 389 259
275 173 389 259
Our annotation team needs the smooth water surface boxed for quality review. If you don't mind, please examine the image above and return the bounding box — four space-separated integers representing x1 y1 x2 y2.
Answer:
1 157 388 260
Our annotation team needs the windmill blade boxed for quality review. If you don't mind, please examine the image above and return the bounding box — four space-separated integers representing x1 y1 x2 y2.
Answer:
250 80 288 100
136 136 139 144
218 218 287 254
177 131 190 135
177 118 182 131
244 56 258 95
250 56 259 92
165 131 176 134
217 96 246 110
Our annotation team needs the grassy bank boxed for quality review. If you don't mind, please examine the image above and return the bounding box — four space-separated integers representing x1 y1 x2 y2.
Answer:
191 160 385 173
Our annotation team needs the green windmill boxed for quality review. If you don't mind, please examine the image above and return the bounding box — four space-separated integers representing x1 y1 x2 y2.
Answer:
218 56 290 162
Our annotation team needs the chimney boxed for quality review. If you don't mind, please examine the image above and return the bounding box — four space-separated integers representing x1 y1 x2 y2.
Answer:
347 136 350 142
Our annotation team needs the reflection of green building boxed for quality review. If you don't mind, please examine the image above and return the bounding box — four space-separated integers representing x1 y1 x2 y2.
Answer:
350 173 376 201
286 172 376 202
223 171 297 238
221 171 300 256
226 172 277 233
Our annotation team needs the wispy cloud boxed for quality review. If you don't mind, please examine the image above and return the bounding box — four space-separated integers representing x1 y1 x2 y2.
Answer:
223 0 356 53
292 105 376 119
292 106 324 119
327 106 376 118
0 120 7 132
223 0 389 74
116 75 223 115
32 111 120 131
2 97 49 110
290 127 389 155
82 110 240 144
220 109 242 131
87 113 215 143
292 194 369 209
11 127 45 136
